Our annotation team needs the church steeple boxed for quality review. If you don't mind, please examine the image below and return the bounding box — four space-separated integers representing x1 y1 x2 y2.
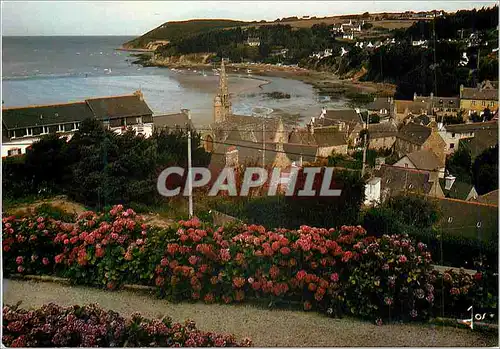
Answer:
214 58 232 123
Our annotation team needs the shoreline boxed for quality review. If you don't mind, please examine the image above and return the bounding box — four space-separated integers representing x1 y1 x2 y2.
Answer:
137 57 396 98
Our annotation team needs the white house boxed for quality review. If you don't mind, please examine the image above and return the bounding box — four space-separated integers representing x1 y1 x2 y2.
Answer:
438 122 498 154
2 91 156 157
364 177 381 206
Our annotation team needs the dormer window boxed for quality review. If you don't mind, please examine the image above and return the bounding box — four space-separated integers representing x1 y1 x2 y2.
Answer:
476 222 482 228
448 217 453 223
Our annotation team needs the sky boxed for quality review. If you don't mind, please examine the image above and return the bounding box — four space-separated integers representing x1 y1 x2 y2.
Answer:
2 1 498 36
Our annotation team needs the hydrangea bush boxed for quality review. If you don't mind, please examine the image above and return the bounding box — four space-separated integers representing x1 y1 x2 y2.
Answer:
3 205 497 324
2 302 251 347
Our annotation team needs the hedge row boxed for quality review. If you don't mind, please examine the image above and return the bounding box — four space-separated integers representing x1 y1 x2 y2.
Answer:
2 205 497 323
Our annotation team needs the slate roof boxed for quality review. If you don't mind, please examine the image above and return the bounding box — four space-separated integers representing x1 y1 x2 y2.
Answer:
365 98 392 112
439 179 476 200
397 123 432 145
86 95 153 120
153 113 194 130
459 126 498 158
2 102 94 129
394 100 431 114
373 165 436 198
283 143 318 163
433 197 498 242
476 189 499 206
367 122 398 139
415 96 460 109
406 149 442 171
288 128 347 147
443 121 498 134
461 81 498 100
412 114 431 126
324 109 362 123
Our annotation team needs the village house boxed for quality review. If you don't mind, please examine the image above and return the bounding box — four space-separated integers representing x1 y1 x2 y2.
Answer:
288 126 348 157
438 121 497 154
2 91 154 157
246 37 261 47
366 122 398 150
459 80 499 115
459 123 499 159
394 122 446 167
342 31 354 40
392 99 432 124
364 164 444 206
153 109 195 132
438 175 479 201
365 97 393 119
413 93 461 118
393 149 445 179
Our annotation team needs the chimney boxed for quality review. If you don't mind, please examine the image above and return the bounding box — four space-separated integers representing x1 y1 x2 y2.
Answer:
430 92 434 99
413 92 417 101
181 108 191 120
375 157 385 170
307 123 315 134
444 175 456 190
134 90 144 101
459 84 464 98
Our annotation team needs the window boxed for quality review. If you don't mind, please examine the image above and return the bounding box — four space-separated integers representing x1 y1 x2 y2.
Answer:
136 116 143 124
57 125 64 132
405 163 408 168
448 217 453 223
472 101 476 106
482 101 486 106
452 133 455 138
7 148 22 156
450 143 455 149
72 123 79 131
476 222 482 228
26 128 33 136
64 123 73 132
41 126 50 134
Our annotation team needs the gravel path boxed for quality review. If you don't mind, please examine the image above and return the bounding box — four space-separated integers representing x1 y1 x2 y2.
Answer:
3 279 497 347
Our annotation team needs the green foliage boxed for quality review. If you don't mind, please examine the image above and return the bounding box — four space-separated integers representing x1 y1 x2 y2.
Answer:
2 118 211 210
472 144 498 195
124 19 249 48
446 146 472 183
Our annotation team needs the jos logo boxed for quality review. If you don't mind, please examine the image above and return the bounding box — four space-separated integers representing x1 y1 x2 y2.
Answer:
457 306 496 330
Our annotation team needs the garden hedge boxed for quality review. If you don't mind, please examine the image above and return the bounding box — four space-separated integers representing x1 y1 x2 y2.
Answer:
2 205 497 324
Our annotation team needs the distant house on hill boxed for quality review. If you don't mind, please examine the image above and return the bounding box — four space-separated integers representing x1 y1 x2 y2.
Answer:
246 37 261 46
2 90 154 157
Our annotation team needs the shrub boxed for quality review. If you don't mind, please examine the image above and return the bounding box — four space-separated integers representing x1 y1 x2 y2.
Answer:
2 302 252 347
3 206 497 324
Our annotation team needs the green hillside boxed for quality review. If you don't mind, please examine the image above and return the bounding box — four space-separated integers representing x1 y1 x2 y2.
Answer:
124 19 250 48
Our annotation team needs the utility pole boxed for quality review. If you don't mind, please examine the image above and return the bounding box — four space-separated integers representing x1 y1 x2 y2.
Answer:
361 113 369 177
187 114 193 218
262 121 265 168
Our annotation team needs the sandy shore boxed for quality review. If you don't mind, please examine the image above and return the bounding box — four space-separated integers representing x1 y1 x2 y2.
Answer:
172 71 270 95
150 59 396 97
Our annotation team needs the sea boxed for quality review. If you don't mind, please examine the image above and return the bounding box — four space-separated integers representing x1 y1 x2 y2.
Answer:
2 36 347 126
